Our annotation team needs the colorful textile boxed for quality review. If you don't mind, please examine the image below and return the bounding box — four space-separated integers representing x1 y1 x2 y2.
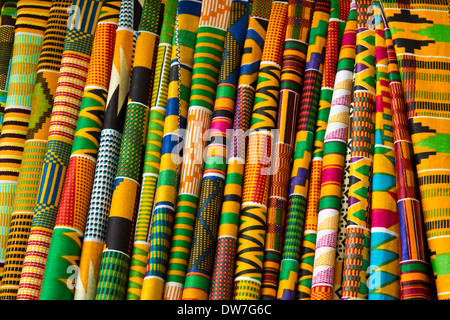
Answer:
283 0 330 300
274 0 315 301
127 0 176 301
232 0 288 300
181 0 249 301
95 0 163 301
309 0 356 301
380 0 449 300
140 0 202 301
16 0 103 300
341 0 375 300
367 6 399 300
209 0 272 300
39 0 121 300
260 0 312 301
74 0 144 300
0 0 51 281
0 1 17 90
0 0 71 300
304 0 351 299
163 0 233 300
384 21 436 300
0 1 18 132
0 0 446 302
332 102 353 299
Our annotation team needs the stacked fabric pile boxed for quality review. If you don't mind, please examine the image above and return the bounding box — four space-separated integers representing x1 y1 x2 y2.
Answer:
0 0 447 301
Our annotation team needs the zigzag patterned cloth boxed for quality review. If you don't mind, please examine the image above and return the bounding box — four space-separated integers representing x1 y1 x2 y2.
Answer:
367 5 400 300
209 0 272 300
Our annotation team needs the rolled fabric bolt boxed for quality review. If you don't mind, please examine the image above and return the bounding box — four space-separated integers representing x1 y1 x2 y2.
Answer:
139 0 203 301
16 0 104 300
209 0 272 301
0 0 51 282
367 6 400 300
309 0 356 301
181 0 249 301
232 0 288 300
341 0 376 300
261 0 315 301
0 0 71 300
162 0 233 301
74 0 144 301
95 0 164 301
126 0 177 301
39 0 121 300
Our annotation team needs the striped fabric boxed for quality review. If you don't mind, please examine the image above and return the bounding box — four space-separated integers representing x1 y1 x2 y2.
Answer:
233 0 288 300
127 0 176 301
74 0 144 301
0 0 51 282
0 0 71 300
0 1 18 133
16 0 104 300
39 0 121 300
95 0 163 301
163 0 233 301
140 0 203 301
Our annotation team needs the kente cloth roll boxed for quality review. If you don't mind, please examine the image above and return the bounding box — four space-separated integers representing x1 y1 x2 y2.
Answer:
309 0 356 301
140 0 202 301
0 0 51 281
280 0 330 300
95 0 163 301
74 0 144 301
341 0 375 300
232 0 288 301
0 1 17 89
367 5 399 300
295 0 350 301
39 0 121 301
163 0 233 301
0 1 18 132
380 0 449 300
302 0 350 301
333 100 353 300
181 0 249 301
16 0 104 301
274 0 314 301
127 0 176 301
384 19 436 300
260 0 313 301
0 0 71 300
209 0 272 301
